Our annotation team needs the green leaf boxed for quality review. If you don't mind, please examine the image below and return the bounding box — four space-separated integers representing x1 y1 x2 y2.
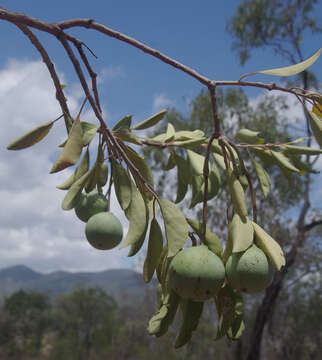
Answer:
111 160 132 211
81 122 99 146
121 144 154 202
143 219 164 283
308 111 322 148
174 300 203 348
235 128 264 144
61 169 93 210
112 115 132 131
187 149 204 175
227 169 248 218
50 115 83 173
173 138 206 148
127 201 149 257
271 150 300 173
189 175 204 208
250 157 270 197
213 152 226 170
252 222 285 271
97 162 108 187
120 180 147 249
229 214 254 253
165 123 176 142
215 285 244 340
165 151 176 170
283 144 322 155
132 109 167 130
148 289 180 337
84 144 105 193
174 129 205 141
158 198 188 257
258 48 321 77
57 147 90 190
286 153 319 174
186 218 222 256
113 126 142 145
7 121 54 150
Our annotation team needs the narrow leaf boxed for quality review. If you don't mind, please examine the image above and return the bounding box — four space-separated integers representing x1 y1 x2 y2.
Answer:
187 149 204 175
252 222 286 271
165 123 176 142
143 219 164 283
250 158 271 197
235 128 264 144
227 169 248 218
174 300 203 348
81 122 99 146
112 115 132 131
113 126 142 145
50 115 83 173
111 160 132 211
121 144 154 202
128 201 149 257
159 198 188 257
308 111 322 148
258 48 321 77
120 181 147 249
61 169 93 210
283 144 322 155
271 150 300 173
186 218 222 255
133 109 167 130
7 121 54 150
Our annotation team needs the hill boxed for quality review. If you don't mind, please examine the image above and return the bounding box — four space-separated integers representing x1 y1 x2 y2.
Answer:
0 265 148 305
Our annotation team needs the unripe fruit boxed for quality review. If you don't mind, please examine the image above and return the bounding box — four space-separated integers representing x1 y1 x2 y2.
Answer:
75 191 108 222
85 212 123 250
168 244 225 302
225 244 274 294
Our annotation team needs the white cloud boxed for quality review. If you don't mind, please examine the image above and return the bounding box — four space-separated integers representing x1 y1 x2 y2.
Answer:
0 59 133 273
152 93 174 111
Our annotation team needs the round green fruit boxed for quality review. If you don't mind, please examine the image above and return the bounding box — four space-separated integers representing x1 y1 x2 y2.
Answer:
75 191 108 222
85 212 123 250
225 244 274 294
168 244 225 302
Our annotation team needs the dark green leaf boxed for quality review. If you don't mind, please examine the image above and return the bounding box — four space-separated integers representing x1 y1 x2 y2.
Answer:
111 159 132 211
143 219 164 283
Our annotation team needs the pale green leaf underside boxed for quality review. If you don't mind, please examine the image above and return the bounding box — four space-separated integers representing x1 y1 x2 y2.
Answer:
258 48 321 77
252 222 286 271
159 198 188 257
111 160 132 211
229 214 254 253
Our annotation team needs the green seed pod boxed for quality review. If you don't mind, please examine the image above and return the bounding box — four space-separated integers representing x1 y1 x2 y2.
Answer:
75 190 108 222
85 212 123 250
168 244 225 301
226 244 274 294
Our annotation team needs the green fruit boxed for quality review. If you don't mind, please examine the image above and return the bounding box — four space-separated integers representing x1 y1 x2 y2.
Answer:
75 191 108 222
168 244 225 302
226 244 274 294
85 212 123 250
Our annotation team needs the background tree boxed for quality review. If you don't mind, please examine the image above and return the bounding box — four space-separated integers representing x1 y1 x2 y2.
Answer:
227 1 322 359
50 287 117 360
2 290 51 358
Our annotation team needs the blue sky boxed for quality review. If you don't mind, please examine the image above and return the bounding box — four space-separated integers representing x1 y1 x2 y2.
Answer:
0 1 321 273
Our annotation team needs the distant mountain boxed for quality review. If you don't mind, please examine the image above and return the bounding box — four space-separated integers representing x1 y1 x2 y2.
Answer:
0 265 149 305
